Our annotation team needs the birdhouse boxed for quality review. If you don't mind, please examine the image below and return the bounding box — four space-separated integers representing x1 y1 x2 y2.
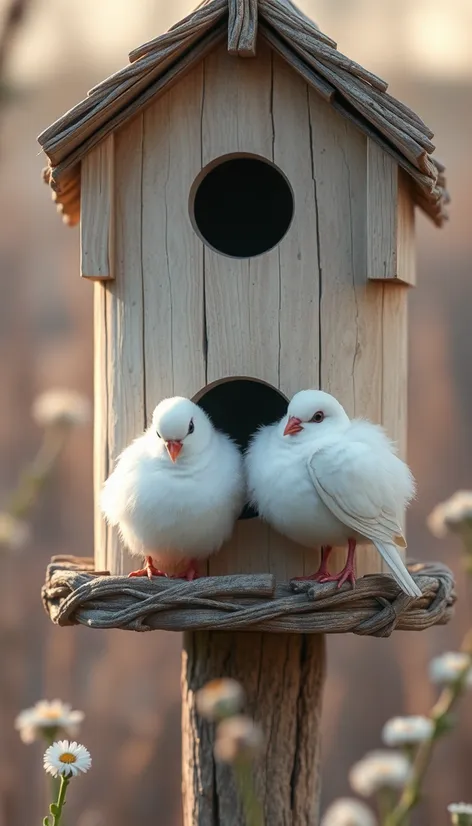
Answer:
39 2 453 824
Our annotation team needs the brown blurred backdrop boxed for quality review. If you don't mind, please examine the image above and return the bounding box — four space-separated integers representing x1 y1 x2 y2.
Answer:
0 1 471 824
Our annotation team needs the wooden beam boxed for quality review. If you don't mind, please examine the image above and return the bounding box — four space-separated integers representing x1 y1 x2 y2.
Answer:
80 134 114 280
367 139 416 285
397 169 416 286
228 0 258 56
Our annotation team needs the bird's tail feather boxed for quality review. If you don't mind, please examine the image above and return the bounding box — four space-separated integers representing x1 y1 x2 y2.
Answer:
373 540 422 597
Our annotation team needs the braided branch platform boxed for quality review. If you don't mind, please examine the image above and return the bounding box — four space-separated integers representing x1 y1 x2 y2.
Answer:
42 556 455 638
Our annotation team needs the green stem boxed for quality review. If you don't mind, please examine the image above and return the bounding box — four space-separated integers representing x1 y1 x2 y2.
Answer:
234 760 265 826
42 730 62 823
51 774 69 826
385 644 472 826
5 427 67 522
1 427 68 553
376 787 398 826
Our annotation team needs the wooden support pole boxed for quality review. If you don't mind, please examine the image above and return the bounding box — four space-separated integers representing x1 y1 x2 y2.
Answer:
182 631 326 826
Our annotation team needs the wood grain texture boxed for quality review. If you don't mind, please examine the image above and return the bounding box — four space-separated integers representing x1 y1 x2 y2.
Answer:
367 138 398 281
141 67 206 412
80 134 115 279
228 0 258 56
182 632 326 826
202 42 319 581
397 170 416 286
93 282 109 569
96 116 146 574
381 284 408 541
367 141 416 286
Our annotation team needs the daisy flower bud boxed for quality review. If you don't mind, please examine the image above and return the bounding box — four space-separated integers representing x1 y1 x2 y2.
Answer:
321 798 377 826
448 803 472 826
214 715 263 764
427 492 472 538
32 390 91 429
382 716 433 747
44 740 91 778
429 652 472 687
349 750 411 797
0 513 30 551
196 678 245 721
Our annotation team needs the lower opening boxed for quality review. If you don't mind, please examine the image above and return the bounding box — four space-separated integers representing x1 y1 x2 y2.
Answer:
194 377 288 519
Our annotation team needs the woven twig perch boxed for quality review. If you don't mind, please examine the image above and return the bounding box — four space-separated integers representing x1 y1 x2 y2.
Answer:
42 557 455 638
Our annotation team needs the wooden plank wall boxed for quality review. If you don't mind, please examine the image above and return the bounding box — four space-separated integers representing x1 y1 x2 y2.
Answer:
93 40 411 579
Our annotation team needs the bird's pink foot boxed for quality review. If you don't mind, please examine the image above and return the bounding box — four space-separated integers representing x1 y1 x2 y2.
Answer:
318 538 357 589
292 546 333 581
128 556 168 580
170 559 201 581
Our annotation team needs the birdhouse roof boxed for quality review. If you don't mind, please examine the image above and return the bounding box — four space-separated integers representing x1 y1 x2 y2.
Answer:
38 0 448 227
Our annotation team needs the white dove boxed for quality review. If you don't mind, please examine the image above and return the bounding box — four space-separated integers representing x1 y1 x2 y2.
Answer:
101 396 245 580
245 389 421 597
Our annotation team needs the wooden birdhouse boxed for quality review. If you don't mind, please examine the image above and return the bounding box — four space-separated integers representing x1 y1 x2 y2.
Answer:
39 2 452 824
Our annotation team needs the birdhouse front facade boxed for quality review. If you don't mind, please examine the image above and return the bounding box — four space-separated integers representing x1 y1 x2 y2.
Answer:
39 0 448 580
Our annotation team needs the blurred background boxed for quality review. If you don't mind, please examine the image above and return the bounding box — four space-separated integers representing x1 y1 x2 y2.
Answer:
0 0 470 824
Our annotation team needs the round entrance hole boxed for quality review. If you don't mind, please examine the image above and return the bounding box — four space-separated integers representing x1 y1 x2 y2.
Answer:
194 378 288 519
190 155 294 258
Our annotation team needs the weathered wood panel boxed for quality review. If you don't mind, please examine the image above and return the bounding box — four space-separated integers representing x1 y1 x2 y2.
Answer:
141 68 206 412
81 135 115 280
367 137 398 281
397 170 416 286
367 141 416 286
202 43 319 580
95 116 146 573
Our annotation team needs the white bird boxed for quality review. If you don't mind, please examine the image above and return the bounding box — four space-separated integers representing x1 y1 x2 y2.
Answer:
101 396 245 580
245 389 421 597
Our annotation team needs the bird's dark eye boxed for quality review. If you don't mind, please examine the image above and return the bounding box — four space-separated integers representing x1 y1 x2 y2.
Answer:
156 429 162 439
311 411 324 423
188 419 195 435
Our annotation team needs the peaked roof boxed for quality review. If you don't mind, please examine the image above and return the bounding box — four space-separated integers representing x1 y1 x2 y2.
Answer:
38 0 449 227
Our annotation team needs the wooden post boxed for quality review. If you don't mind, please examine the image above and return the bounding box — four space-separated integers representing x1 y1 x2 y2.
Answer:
182 632 326 826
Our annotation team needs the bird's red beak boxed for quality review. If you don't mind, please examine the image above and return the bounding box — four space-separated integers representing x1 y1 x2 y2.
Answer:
165 440 183 462
284 416 303 436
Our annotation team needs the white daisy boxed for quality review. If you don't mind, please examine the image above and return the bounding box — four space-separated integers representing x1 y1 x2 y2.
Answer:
349 751 411 797
429 652 472 687
15 699 84 744
382 716 434 747
196 678 245 721
427 491 472 538
44 740 91 777
448 803 472 825
448 804 472 815
32 390 91 429
0 513 30 551
321 798 377 826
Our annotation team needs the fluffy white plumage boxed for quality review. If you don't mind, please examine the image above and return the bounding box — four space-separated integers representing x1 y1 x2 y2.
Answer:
101 397 245 578
245 389 421 597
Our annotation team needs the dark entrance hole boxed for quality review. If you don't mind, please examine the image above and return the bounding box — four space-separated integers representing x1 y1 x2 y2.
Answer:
191 155 294 258
195 378 288 519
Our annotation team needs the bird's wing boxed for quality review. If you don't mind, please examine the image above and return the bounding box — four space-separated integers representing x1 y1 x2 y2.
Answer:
307 439 405 545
